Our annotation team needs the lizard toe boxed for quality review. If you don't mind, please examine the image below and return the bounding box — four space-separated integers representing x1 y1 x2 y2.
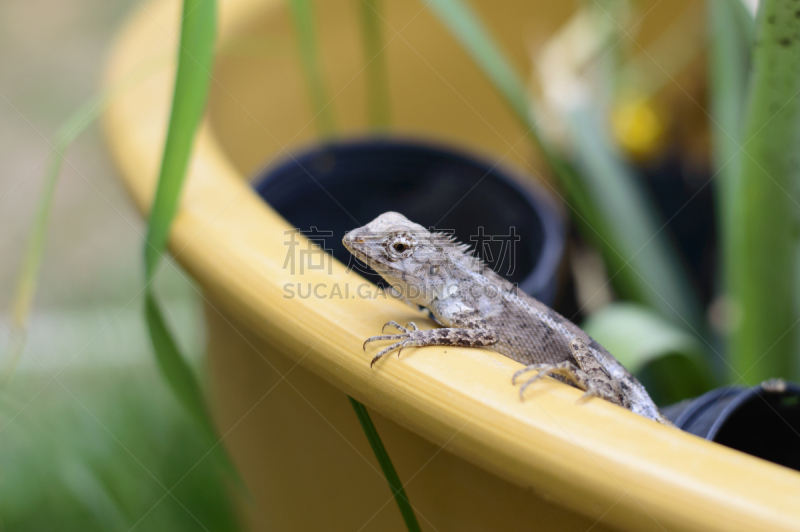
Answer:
516 364 565 399
512 363 552 384
577 387 600 403
363 333 407 350
370 339 409 367
381 321 408 334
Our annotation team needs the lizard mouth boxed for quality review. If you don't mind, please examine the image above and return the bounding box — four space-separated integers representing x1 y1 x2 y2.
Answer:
343 233 419 282
342 233 374 267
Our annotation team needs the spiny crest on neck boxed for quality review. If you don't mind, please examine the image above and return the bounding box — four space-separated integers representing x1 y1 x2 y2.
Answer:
431 231 487 271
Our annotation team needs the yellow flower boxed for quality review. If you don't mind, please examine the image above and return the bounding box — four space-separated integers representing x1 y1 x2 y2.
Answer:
612 94 665 159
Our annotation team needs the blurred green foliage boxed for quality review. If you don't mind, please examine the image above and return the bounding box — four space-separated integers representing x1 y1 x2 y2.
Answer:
583 303 716 405
428 0 800 400
424 0 703 333
6 0 800 529
0 368 239 531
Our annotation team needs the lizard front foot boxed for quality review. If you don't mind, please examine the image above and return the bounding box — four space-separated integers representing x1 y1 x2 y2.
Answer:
363 320 498 367
363 321 422 367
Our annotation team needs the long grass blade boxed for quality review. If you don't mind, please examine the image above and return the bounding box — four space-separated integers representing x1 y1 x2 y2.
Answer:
286 0 337 136
3 51 175 383
3 96 106 382
422 0 701 328
708 0 752 352
728 0 800 383
144 292 215 436
359 0 391 128
348 398 422 532
143 0 217 440
707 0 753 175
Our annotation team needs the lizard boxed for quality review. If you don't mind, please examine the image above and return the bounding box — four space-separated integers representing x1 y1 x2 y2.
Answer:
342 211 671 425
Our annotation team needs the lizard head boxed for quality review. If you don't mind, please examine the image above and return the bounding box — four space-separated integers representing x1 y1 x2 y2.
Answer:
343 212 458 305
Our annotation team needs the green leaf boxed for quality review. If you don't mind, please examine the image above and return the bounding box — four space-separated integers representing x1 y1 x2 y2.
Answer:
348 398 422 532
3 35 184 385
144 0 217 280
144 292 214 437
142 0 221 450
727 0 800 384
359 0 391 128
286 0 337 136
583 303 716 405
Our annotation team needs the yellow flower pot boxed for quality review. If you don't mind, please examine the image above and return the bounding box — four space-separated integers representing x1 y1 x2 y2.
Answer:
103 0 800 530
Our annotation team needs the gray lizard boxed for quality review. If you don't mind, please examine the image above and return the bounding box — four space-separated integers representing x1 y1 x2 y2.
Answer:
343 212 671 424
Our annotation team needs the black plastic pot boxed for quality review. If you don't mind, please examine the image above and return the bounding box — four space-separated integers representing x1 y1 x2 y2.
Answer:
662 381 800 471
254 139 566 305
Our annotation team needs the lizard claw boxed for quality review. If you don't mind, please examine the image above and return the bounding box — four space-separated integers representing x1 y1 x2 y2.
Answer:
515 364 558 400
369 338 410 367
367 321 425 365
382 320 407 333
511 363 551 385
381 321 419 333
577 387 600 403
364 325 428 366
362 318 497 369
363 333 406 351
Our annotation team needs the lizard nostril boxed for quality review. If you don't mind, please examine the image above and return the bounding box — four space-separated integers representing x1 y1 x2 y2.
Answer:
344 233 364 244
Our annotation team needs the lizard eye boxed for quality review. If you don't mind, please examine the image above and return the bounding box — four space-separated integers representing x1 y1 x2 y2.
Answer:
387 233 415 259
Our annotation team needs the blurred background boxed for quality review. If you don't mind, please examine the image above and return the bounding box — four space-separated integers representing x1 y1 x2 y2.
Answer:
2 0 797 529
0 1 238 530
